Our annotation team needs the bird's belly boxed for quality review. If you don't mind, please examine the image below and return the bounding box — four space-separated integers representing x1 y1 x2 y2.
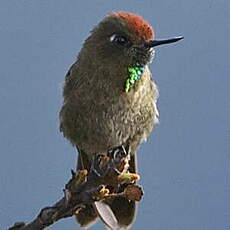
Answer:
61 98 156 154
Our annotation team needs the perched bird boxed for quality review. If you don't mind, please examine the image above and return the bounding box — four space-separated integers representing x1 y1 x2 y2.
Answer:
60 12 183 229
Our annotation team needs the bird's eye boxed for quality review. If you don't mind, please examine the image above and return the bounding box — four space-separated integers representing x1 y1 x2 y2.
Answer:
110 34 129 46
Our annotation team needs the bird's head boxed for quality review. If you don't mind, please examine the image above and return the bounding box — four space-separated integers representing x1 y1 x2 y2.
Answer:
80 12 183 92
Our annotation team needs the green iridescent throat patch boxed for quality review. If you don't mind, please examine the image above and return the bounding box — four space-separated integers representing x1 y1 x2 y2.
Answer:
125 63 145 92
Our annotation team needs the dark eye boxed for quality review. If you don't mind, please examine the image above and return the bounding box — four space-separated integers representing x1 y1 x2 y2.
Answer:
110 34 129 46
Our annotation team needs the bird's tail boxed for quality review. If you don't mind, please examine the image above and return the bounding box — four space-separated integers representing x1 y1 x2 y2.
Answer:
75 148 137 229
74 148 98 228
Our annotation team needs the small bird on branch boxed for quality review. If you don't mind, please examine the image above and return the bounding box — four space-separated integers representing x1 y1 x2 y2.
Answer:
60 11 183 229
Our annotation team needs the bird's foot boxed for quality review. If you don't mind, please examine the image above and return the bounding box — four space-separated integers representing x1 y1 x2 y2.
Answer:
90 146 140 186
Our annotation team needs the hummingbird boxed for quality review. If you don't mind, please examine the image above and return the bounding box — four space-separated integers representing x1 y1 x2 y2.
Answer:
60 11 183 229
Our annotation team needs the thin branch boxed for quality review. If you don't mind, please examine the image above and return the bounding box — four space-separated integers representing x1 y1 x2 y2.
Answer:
7 151 143 230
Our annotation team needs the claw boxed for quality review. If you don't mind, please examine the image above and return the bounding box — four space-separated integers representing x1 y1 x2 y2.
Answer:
91 168 102 178
89 145 133 186
108 146 128 160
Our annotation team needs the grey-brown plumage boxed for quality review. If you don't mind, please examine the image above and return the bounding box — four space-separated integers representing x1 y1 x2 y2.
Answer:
59 11 183 230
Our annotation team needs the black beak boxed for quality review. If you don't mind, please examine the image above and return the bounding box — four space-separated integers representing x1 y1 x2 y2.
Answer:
144 36 184 48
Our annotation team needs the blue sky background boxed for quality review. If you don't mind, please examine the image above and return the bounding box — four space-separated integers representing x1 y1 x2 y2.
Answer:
0 1 229 229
